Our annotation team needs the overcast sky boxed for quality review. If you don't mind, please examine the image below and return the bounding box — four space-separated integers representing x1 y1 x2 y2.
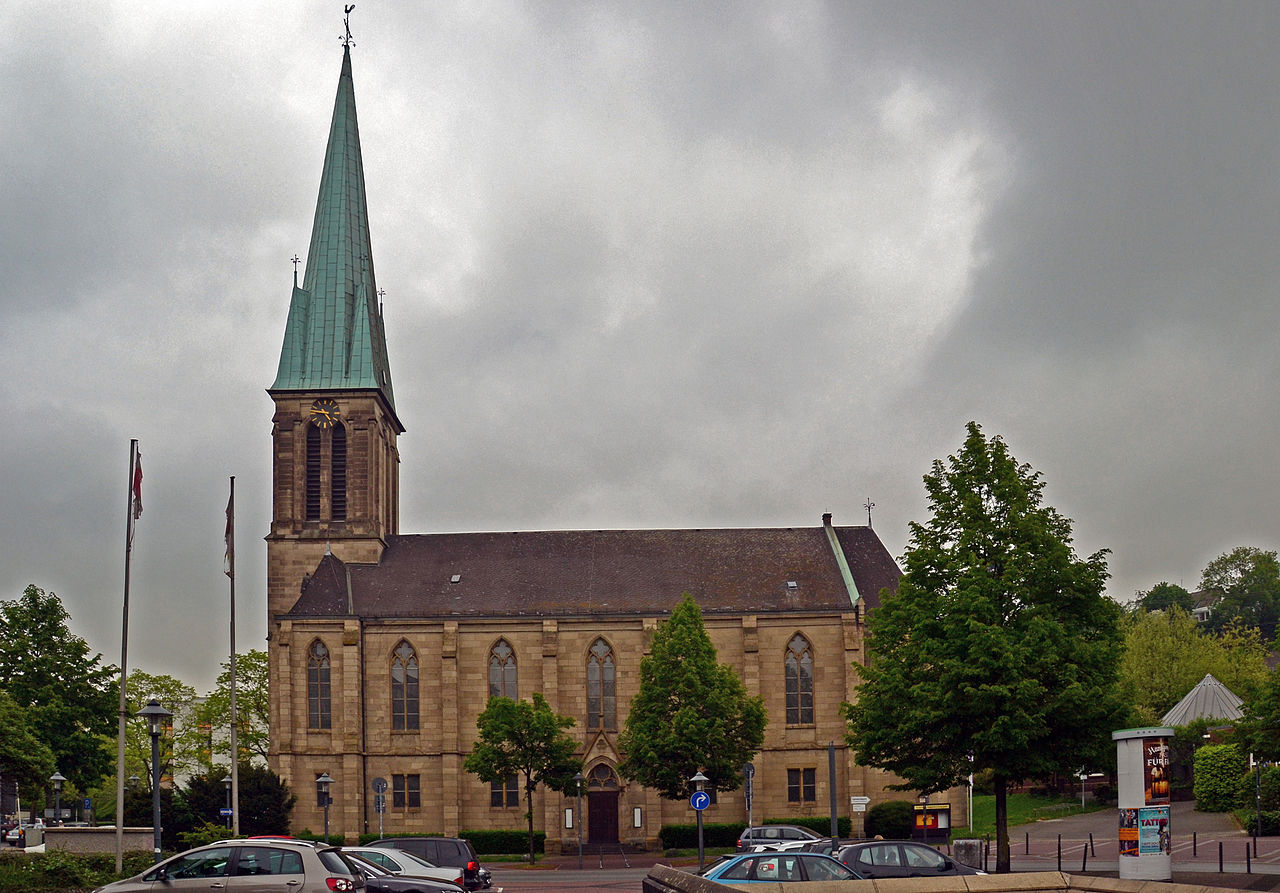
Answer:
4 2 1278 693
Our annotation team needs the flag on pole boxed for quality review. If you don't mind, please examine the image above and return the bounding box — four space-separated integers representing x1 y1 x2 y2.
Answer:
223 485 234 578
132 452 144 519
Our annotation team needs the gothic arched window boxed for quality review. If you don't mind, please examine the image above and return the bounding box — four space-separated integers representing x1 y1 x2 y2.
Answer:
488 639 517 699
391 640 419 731
331 422 347 521
307 640 331 729
587 638 616 732
785 633 814 725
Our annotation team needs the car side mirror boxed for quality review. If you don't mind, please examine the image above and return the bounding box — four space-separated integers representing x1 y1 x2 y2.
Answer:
941 859 954 870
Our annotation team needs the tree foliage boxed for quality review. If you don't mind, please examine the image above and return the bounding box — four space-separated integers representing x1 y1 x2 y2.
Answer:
1119 608 1269 723
1193 743 1246 812
1200 547 1280 640
194 650 270 764
843 422 1125 872
0 585 118 792
175 764 295 838
617 594 766 799
463 693 581 863
0 690 56 801
1135 582 1196 614
125 671 202 783
1236 667 1280 762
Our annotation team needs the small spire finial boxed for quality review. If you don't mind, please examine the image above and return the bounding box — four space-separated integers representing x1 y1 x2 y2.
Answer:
378 287 386 315
864 497 875 527
343 5 355 47
292 254 301 286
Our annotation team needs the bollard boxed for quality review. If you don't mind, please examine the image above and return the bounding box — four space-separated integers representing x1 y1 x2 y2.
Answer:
1219 841 1223 873
1247 845 1252 874
1081 844 1088 872
1193 831 1197 857
1089 832 1095 857
1057 834 1062 872
1025 831 1029 855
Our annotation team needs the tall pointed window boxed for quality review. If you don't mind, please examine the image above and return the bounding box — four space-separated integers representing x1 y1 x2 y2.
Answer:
305 425 322 521
331 423 347 521
488 639 517 699
307 640 331 729
391 640 419 731
587 638 616 732
785 633 814 725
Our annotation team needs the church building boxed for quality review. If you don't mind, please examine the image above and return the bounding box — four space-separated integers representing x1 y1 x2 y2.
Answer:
266 40 932 849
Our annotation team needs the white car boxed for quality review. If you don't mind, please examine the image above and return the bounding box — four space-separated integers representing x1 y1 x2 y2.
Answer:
342 847 466 889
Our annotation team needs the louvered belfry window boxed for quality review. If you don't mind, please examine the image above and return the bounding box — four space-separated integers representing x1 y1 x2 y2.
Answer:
331 423 347 521
305 425 322 521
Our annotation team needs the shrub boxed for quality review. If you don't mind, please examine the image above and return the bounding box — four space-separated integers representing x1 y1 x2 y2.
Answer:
1244 810 1280 836
1092 782 1116 804
460 830 544 855
658 822 745 849
865 800 914 839
1194 743 1247 812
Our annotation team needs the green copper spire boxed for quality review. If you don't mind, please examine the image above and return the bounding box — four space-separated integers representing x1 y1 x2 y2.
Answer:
272 44 395 411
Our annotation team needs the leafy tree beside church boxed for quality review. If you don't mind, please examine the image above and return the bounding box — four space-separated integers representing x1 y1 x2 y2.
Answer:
843 422 1125 873
618 594 766 799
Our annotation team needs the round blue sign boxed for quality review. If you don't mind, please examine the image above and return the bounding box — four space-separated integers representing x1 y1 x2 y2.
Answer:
690 791 710 810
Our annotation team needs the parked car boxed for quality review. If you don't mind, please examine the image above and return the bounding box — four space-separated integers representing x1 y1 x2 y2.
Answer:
836 840 984 878
343 846 466 888
91 838 366 893
736 824 824 850
369 838 484 891
344 853 465 893
702 851 864 883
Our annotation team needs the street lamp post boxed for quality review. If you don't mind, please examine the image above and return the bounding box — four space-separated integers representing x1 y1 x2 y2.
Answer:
573 772 585 870
49 772 65 827
222 776 233 829
137 699 172 863
691 770 709 871
317 773 333 843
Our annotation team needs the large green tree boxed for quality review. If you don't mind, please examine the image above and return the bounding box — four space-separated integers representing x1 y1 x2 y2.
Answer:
1200 547 1280 640
0 585 117 791
463 693 581 863
194 650 270 764
1134 582 1196 614
617 594 766 799
125 671 201 783
0 690 56 805
843 422 1125 873
1119 608 1269 723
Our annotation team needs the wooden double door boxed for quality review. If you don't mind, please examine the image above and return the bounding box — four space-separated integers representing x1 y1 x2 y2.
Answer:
586 790 618 843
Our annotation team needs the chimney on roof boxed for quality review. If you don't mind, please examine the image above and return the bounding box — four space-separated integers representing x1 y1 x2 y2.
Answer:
822 512 833 527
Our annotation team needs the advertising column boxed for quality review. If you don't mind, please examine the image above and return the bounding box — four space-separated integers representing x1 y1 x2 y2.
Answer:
1112 727 1173 881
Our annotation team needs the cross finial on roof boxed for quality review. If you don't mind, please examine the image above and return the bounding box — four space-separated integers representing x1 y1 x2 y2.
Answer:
864 498 875 527
292 254 301 286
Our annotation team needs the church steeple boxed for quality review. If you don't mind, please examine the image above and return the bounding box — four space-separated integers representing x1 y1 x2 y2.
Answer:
266 38 402 617
271 43 397 418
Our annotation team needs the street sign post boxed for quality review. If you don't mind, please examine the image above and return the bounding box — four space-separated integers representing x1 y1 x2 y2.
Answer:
372 778 388 838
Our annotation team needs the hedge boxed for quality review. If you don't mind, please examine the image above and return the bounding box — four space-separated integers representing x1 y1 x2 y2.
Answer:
1194 743 1246 812
355 830 544 854
0 849 154 893
865 800 914 839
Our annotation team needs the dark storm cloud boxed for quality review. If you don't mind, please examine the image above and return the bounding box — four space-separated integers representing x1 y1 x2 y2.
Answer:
2 2 1276 689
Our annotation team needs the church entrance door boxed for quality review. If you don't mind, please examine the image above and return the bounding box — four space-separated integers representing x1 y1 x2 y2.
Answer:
587 790 618 843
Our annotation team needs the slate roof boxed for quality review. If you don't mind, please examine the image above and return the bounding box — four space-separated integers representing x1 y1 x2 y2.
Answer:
271 44 396 415
284 525 899 620
1160 673 1244 726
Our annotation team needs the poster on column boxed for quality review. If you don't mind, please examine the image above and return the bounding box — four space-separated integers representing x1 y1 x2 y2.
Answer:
1144 738 1171 804
1138 806 1171 855
1119 809 1138 857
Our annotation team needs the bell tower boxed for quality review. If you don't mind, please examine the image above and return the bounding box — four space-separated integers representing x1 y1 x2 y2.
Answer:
266 42 403 619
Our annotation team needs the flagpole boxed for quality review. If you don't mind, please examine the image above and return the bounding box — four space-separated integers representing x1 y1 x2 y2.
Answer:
227 476 239 836
115 440 140 873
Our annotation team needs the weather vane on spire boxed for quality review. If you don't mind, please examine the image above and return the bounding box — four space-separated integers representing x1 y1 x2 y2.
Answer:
343 5 355 48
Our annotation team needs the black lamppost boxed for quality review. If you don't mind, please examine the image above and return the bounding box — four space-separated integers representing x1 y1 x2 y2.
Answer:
49 772 65 827
691 770 709 871
137 699 171 863
573 772 585 870
317 773 333 842
222 776 233 830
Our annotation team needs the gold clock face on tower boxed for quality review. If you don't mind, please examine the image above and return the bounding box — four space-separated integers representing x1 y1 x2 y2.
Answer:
309 398 340 428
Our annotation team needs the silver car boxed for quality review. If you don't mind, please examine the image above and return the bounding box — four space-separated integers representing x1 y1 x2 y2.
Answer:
91 839 366 893
342 847 466 888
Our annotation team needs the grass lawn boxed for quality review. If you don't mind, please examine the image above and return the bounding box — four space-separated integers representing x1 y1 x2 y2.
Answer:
949 793 1106 838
